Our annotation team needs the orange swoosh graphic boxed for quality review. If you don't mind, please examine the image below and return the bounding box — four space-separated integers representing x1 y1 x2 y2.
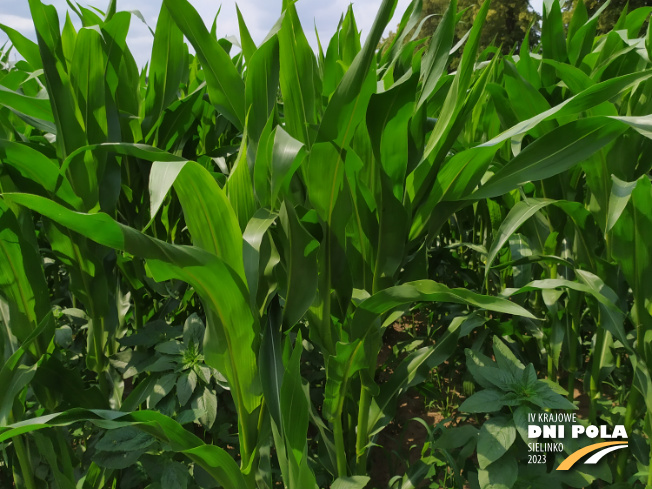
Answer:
557 441 628 471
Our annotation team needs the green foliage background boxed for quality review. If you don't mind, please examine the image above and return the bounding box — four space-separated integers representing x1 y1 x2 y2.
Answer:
0 0 651 488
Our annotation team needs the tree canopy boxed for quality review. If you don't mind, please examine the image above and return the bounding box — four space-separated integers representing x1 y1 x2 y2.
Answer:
384 0 541 56
564 0 651 34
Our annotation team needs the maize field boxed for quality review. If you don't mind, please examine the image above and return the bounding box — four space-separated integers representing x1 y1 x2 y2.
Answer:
0 0 651 487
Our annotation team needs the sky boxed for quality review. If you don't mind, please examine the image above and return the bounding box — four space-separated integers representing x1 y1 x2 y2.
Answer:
1 0 545 68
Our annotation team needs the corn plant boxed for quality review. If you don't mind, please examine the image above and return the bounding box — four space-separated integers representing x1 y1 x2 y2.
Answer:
0 0 651 487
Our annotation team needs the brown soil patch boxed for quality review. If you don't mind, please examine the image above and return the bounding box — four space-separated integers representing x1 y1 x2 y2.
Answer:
367 321 464 488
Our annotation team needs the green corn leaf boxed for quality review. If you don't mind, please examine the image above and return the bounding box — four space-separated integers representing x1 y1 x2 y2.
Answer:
163 0 245 129
0 140 84 209
0 85 54 123
280 332 309 462
0 199 52 354
0 23 43 70
351 279 536 341
278 202 318 328
323 340 366 422
278 3 321 145
253 115 276 208
317 0 397 145
227 138 257 231
486 199 556 275
245 36 279 143
506 273 631 352
259 299 285 429
416 0 456 111
28 0 86 156
144 2 186 133
611 176 652 337
470 118 628 200
0 409 247 489
0 314 51 424
607 175 638 232
101 11 140 118
70 26 108 144
3 193 261 417
236 6 256 64
243 208 278 308
372 172 408 292
542 0 568 67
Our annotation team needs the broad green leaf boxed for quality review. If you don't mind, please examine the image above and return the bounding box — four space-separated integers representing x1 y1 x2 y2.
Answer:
279 203 318 328
4 194 260 417
471 118 628 200
236 6 256 64
459 389 505 413
372 173 408 292
0 85 54 123
0 315 51 424
280 333 309 462
245 36 279 143
0 23 43 70
611 176 652 336
486 199 555 275
71 26 108 144
323 340 365 421
243 208 278 307
227 139 256 231
477 416 516 469
28 0 86 156
194 386 218 429
317 0 397 145
351 279 535 340
163 0 245 129
416 0 456 111
0 409 247 489
478 456 518 489
366 75 417 194
506 273 631 351
607 175 637 232
0 199 52 354
271 127 304 206
331 476 371 489
0 140 83 209
144 2 185 132
278 4 320 145
177 370 198 406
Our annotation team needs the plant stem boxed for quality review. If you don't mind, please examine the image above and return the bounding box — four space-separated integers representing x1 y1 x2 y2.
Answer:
616 387 639 482
617 299 648 482
355 385 371 473
566 300 580 402
333 413 347 477
646 412 652 489
13 435 36 489
589 324 610 423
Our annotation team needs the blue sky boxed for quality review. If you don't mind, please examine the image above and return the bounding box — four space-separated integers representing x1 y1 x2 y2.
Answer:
1 0 545 67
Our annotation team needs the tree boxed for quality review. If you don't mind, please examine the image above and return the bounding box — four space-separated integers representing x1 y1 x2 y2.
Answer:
564 0 650 35
383 0 541 56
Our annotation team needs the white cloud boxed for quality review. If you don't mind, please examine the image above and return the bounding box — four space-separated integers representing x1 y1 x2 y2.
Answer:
1 14 36 34
1 0 540 67
530 0 544 14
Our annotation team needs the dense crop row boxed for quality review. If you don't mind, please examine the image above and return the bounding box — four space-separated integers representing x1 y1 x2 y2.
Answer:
0 0 651 487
